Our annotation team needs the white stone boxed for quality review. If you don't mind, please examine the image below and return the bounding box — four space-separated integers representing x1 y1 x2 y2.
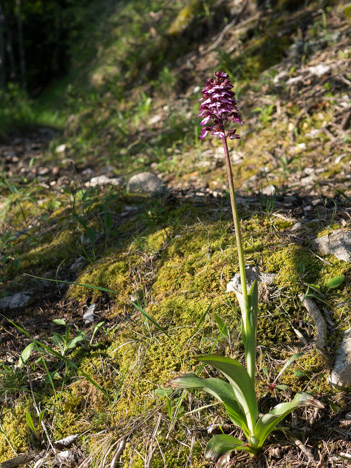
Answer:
57 450 72 460
85 175 125 188
127 172 166 196
308 64 331 77
54 434 79 448
149 114 162 125
329 328 351 387
55 144 66 154
261 185 276 196
226 266 276 293
287 75 304 85
291 222 303 231
313 230 351 262
83 303 96 324
0 293 31 310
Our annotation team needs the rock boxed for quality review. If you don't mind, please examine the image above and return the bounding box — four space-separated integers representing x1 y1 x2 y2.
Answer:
0 293 31 310
57 450 72 460
226 266 276 294
86 175 125 188
287 75 304 85
55 144 66 154
313 230 351 262
83 303 96 324
149 114 162 125
329 328 351 387
261 185 276 196
291 222 303 231
54 434 79 449
127 172 166 196
307 64 331 77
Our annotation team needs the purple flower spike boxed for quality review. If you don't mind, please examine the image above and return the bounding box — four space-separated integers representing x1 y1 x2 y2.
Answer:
198 72 243 140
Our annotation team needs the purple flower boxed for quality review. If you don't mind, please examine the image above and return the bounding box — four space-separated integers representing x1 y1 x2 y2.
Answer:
198 72 243 140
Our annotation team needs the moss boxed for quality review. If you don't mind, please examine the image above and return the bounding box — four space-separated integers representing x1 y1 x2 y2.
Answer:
20 227 79 271
69 255 134 303
47 387 86 440
280 349 329 394
0 402 30 461
263 245 320 290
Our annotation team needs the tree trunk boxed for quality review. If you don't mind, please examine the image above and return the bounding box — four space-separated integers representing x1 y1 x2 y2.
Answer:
2 2 16 82
16 0 25 88
0 2 6 88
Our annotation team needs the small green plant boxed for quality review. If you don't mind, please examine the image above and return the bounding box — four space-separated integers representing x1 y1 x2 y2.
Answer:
304 274 345 305
26 410 46 447
169 72 323 461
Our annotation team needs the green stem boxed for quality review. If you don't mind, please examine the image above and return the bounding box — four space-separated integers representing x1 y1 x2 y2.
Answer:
222 136 248 305
222 136 256 383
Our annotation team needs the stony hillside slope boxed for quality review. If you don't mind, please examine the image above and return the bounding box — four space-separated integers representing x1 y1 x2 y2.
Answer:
0 0 351 466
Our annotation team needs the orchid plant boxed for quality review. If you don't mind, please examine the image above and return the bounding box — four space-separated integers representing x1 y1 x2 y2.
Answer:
170 72 323 461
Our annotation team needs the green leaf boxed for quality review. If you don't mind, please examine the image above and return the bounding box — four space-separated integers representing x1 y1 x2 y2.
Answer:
67 335 84 350
170 373 249 435
205 434 254 461
19 342 37 367
194 355 258 433
38 410 46 425
254 392 324 448
294 370 306 378
26 412 36 434
53 319 66 326
214 313 229 337
327 275 345 289
155 388 173 397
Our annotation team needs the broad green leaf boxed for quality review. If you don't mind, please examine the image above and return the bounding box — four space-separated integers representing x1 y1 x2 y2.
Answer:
205 434 254 461
294 370 306 378
155 388 173 397
170 373 249 435
53 319 66 326
194 355 258 433
67 335 85 350
19 342 37 367
327 275 345 289
254 392 324 448
214 313 229 337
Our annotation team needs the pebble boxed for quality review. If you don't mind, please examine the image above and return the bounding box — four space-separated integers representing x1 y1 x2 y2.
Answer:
0 293 31 310
86 175 125 188
83 303 96 324
313 230 351 262
127 172 166 196
226 266 276 293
